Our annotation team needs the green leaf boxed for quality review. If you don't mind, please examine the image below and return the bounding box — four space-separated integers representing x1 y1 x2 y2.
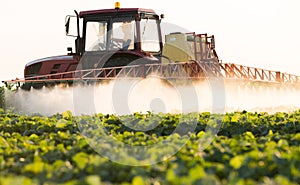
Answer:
62 110 73 121
188 165 206 181
166 169 176 182
86 175 101 185
56 119 69 128
244 131 255 140
132 176 145 185
275 175 297 185
23 161 45 174
268 130 273 136
0 136 9 147
278 139 289 147
72 152 89 170
230 155 244 169
0 176 33 185
29 134 39 142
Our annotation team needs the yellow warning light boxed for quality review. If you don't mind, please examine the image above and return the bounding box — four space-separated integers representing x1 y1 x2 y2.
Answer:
115 2 120 9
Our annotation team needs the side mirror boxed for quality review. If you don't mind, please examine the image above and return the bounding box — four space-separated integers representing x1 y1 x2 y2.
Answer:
65 16 70 35
65 15 78 37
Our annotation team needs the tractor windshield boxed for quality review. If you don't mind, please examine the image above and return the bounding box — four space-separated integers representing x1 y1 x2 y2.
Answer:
85 20 136 51
110 21 136 50
84 17 160 53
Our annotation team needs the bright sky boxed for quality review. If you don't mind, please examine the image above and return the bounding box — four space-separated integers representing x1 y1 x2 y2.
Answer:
1 0 300 81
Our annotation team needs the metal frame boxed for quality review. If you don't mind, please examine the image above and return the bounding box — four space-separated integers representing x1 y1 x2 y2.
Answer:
3 61 300 86
219 63 300 84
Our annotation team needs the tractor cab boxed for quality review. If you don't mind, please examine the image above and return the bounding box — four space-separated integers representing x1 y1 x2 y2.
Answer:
66 4 163 69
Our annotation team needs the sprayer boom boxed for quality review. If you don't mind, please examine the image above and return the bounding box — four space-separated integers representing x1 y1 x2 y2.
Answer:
3 61 300 90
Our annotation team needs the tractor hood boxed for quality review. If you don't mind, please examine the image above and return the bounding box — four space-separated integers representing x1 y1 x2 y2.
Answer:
25 55 75 67
25 55 79 77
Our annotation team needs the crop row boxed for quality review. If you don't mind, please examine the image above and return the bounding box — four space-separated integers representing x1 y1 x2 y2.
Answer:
0 109 299 184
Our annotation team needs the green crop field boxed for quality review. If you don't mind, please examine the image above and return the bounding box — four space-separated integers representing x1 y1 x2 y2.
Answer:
0 109 300 185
